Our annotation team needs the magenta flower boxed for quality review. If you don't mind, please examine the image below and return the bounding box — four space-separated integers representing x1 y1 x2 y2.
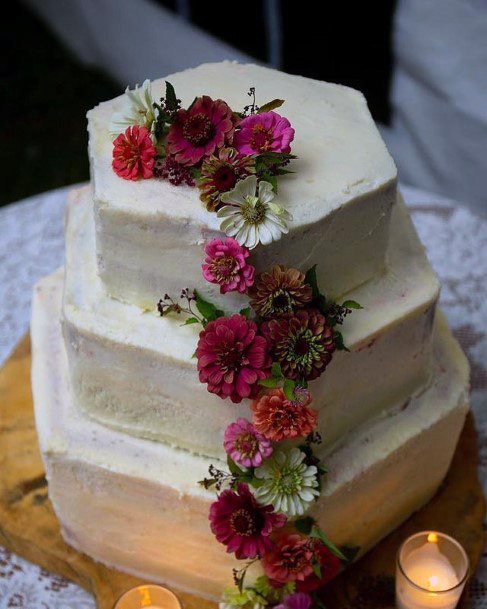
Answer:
196 314 271 403
209 483 286 560
234 111 295 156
202 238 255 295
224 418 272 468
166 95 235 166
275 593 312 609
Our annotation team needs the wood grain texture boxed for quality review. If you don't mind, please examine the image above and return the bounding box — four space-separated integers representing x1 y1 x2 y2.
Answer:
0 335 485 609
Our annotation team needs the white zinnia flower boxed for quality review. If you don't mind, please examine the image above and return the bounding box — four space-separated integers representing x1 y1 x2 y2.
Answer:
109 79 156 139
217 175 291 249
253 447 319 517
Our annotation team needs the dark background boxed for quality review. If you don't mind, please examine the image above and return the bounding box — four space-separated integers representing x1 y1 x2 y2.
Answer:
1 1 396 207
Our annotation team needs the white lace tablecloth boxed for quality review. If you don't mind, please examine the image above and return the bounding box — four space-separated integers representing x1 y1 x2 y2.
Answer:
0 184 486 608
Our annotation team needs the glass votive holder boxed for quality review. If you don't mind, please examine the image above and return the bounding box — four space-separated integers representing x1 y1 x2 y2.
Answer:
113 584 182 609
396 531 469 609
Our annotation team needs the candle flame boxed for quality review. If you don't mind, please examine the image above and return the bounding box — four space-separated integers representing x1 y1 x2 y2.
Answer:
139 587 152 607
428 575 440 590
427 532 439 544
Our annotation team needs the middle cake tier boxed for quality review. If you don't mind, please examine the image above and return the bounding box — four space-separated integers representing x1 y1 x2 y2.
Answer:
63 186 439 460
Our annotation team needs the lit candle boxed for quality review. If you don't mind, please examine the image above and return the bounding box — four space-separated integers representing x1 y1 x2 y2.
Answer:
113 584 181 609
396 532 469 609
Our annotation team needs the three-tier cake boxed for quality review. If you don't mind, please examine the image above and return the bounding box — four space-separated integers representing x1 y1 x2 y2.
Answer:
31 62 469 604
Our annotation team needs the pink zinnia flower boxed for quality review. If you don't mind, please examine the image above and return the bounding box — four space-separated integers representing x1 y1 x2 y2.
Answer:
262 533 314 584
234 111 295 156
275 592 312 609
224 418 272 468
196 314 271 403
112 125 156 180
251 388 318 442
209 483 286 560
202 238 255 295
166 96 235 166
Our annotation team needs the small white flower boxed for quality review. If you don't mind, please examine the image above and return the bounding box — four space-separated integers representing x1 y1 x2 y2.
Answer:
109 79 156 139
220 586 268 609
253 447 319 517
218 175 291 249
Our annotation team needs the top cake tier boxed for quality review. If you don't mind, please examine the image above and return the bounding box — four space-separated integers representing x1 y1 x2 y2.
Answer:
88 61 397 310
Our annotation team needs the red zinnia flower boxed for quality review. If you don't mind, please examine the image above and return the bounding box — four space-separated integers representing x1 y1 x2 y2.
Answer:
112 125 156 180
209 483 286 560
262 533 314 584
251 388 318 441
166 96 235 166
196 314 271 403
296 541 341 592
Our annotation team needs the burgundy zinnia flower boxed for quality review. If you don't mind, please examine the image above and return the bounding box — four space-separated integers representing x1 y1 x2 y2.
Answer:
262 533 314 584
224 418 272 468
261 309 336 381
112 125 156 180
251 388 318 442
234 111 295 156
209 483 286 560
202 238 255 295
166 96 235 166
249 265 312 319
198 147 255 211
196 314 271 403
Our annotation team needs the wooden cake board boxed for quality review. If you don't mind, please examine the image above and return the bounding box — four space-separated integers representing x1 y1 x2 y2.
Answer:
0 335 485 609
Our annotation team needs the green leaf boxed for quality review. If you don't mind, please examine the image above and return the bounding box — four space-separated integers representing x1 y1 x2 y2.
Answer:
342 299 363 310
258 99 285 113
194 290 225 323
165 81 178 110
334 330 350 352
312 560 322 579
239 306 252 319
259 377 280 388
310 526 348 562
181 317 199 326
261 173 278 193
304 265 320 300
271 362 284 379
227 455 244 477
283 378 296 401
294 516 316 535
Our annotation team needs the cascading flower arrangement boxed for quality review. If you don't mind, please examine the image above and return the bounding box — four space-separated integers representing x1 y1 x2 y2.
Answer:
110 81 296 249
112 79 364 608
157 241 362 608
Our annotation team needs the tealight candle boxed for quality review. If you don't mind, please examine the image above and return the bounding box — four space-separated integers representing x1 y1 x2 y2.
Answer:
113 584 181 609
396 531 469 609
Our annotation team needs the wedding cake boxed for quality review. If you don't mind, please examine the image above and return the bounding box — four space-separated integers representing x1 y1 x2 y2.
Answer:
31 62 469 606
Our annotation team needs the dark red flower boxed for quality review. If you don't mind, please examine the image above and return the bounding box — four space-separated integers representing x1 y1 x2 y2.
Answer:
196 314 271 403
296 542 341 592
166 96 235 166
209 483 286 560
261 309 336 381
262 533 314 584
112 125 156 180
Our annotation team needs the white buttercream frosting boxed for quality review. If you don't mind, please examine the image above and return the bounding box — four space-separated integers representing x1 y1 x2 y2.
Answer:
32 272 469 601
62 186 439 459
88 62 397 310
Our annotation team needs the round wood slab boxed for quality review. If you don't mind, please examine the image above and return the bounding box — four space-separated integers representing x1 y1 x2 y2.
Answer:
0 336 484 609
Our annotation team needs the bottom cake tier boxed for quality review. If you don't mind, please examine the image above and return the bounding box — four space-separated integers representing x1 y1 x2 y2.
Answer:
31 270 469 602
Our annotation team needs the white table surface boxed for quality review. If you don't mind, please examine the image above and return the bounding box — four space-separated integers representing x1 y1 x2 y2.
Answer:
0 183 486 608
